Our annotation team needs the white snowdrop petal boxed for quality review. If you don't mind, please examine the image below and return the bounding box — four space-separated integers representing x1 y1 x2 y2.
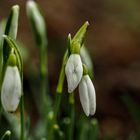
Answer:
79 77 90 116
1 66 21 112
65 54 83 93
85 75 96 115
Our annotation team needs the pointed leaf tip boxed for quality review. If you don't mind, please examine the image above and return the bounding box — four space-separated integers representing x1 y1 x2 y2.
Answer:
72 21 90 47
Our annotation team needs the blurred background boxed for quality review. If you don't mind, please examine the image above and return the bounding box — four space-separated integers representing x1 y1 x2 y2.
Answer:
1 0 140 139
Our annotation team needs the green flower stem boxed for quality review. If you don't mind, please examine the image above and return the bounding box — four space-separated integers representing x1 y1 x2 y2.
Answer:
39 44 53 139
54 51 68 121
20 96 25 140
47 113 55 140
39 45 47 77
39 46 49 114
26 0 50 118
68 92 75 140
47 53 67 139
39 43 51 115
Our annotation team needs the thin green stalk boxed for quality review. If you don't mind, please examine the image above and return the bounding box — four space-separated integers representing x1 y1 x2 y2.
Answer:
47 113 55 140
39 46 49 113
54 51 68 121
68 92 75 140
39 43 53 116
53 64 65 120
39 44 53 139
26 0 50 117
20 96 25 140
40 44 47 78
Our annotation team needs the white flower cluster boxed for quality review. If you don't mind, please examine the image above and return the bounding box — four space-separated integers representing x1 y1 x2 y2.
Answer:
65 49 96 116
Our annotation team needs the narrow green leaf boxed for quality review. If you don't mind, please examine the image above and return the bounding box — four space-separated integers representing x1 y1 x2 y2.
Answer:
0 19 6 43
0 19 6 88
4 5 19 39
3 5 19 64
0 130 11 140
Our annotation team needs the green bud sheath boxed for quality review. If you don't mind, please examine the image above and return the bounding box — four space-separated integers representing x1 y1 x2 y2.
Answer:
70 41 81 54
72 21 89 46
7 53 17 67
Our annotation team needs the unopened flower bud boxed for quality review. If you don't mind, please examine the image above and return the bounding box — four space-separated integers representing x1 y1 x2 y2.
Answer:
26 1 46 42
79 75 96 116
1 66 21 112
65 54 83 93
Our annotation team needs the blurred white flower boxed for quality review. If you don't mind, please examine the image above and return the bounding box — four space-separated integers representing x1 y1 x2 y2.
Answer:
79 75 96 116
26 1 46 39
65 54 83 93
1 66 21 112
80 47 93 71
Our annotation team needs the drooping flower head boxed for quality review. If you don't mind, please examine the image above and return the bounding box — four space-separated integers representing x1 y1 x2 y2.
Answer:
1 47 22 112
1 65 21 112
65 54 83 93
65 22 89 93
79 74 96 116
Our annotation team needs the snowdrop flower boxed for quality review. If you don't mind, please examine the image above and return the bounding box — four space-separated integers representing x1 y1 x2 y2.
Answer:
65 54 83 93
79 75 96 116
1 54 22 112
